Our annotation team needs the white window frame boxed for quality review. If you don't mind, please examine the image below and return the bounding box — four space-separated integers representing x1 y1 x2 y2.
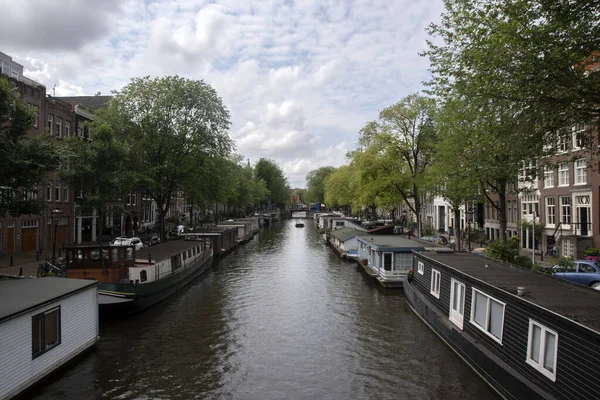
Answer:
558 163 569 187
526 319 558 382
46 182 52 202
63 185 69 202
56 117 62 138
430 269 441 299
32 105 39 128
382 252 394 271
54 181 61 202
47 114 53 134
560 196 571 225
417 261 424 275
545 197 555 227
469 288 506 344
65 120 71 138
574 159 586 185
449 278 466 329
543 167 554 188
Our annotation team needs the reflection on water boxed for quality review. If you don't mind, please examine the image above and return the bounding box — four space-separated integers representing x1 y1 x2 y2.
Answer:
30 219 497 400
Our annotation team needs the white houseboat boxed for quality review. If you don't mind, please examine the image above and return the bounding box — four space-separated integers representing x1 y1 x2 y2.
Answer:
218 220 253 244
328 228 367 260
0 277 99 399
356 236 437 287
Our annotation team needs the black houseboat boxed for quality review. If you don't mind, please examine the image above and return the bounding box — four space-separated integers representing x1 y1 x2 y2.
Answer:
405 249 600 400
184 226 238 255
65 239 213 318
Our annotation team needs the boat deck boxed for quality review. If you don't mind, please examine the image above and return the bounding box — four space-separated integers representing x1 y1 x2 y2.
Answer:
136 240 209 262
418 251 600 333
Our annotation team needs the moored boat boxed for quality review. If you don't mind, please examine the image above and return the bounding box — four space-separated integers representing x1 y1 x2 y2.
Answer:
65 239 213 318
295 222 305 227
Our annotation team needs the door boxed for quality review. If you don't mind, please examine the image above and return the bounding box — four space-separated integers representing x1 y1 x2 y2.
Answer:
21 227 37 252
449 279 466 329
577 207 590 236
383 252 393 272
7 227 14 255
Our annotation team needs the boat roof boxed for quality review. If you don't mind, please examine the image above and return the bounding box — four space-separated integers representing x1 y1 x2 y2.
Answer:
195 226 237 233
330 227 367 242
0 277 98 322
358 235 431 251
136 239 209 261
416 251 600 334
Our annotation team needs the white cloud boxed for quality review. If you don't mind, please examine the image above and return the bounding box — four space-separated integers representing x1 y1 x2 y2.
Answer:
0 0 446 187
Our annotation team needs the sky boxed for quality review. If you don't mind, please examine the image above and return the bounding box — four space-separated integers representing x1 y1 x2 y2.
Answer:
0 0 445 188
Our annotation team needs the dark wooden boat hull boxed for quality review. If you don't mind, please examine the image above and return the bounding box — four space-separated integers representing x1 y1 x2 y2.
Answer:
99 252 213 319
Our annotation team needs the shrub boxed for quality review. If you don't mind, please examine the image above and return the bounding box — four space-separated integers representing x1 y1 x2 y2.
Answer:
513 255 533 269
532 264 553 275
485 239 519 262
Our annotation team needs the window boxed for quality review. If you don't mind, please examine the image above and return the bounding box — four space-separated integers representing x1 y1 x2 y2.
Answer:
32 105 39 128
574 159 587 185
132 192 136 206
557 133 569 152
47 114 53 133
140 270 147 282
545 197 555 226
430 269 441 299
526 320 558 381
572 124 586 150
63 185 69 202
558 163 569 186
417 261 424 275
56 117 62 138
543 167 554 188
449 279 466 329
383 252 393 271
65 121 71 138
579 263 595 273
55 181 61 202
560 196 571 225
562 239 574 258
470 288 505 344
32 307 61 358
77 120 84 137
46 182 52 202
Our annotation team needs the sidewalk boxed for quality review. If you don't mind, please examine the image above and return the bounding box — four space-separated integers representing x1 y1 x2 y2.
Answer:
0 251 48 277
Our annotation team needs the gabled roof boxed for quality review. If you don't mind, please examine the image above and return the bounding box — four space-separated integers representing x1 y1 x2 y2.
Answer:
330 227 367 242
57 95 112 110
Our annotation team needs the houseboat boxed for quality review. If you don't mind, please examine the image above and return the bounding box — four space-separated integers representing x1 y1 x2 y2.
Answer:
405 249 600 400
328 227 366 260
65 238 213 318
237 217 260 235
0 277 99 399
356 236 433 287
218 220 253 244
186 225 238 255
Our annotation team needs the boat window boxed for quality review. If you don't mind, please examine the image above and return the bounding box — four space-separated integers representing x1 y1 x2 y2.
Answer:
32 306 61 358
449 279 466 329
526 319 558 381
430 269 441 299
140 270 147 282
188 249 192 258
470 288 505 344
183 251 187 261
394 253 412 271
417 261 425 275
112 248 119 262
126 248 133 260
76 249 85 260
192 247 196 256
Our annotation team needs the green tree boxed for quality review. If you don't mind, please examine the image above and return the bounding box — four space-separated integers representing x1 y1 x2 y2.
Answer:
424 0 600 138
355 94 438 234
0 76 61 216
305 166 335 204
102 76 233 241
324 165 357 214
254 158 290 209
59 113 134 241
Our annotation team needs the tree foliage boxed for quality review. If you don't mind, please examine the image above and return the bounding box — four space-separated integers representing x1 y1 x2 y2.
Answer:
97 76 233 240
254 158 290 208
305 166 335 203
0 75 62 216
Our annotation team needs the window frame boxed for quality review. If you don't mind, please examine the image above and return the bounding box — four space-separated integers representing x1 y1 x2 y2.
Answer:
526 319 558 382
449 278 466 329
574 159 587 185
545 197 555 227
469 288 506 344
32 306 61 359
558 163 569 187
56 117 62 138
47 114 53 134
382 252 393 271
430 268 441 299
417 261 424 275
543 167 554 188
65 120 71 138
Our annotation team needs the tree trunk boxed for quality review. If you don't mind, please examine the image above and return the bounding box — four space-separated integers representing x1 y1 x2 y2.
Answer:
454 207 462 251
498 180 508 243
158 207 167 242
413 185 422 238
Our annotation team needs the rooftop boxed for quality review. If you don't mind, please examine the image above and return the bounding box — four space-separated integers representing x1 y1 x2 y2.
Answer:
330 227 367 242
0 277 98 322
417 251 600 333
137 239 210 261
359 235 432 249
57 95 112 110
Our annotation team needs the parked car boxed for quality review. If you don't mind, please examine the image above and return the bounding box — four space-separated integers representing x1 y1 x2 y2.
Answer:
420 235 449 246
143 236 161 247
552 259 600 290
110 236 143 251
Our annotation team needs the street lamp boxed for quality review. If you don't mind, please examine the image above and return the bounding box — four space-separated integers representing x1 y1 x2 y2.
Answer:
52 209 63 262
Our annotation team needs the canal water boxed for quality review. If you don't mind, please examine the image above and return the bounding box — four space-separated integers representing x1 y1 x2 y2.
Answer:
30 219 497 400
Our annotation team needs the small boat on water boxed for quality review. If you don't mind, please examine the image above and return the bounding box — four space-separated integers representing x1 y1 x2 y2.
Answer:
65 239 213 318
295 222 305 227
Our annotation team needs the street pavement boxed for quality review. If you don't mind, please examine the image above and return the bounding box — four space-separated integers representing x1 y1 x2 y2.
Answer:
0 251 46 277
